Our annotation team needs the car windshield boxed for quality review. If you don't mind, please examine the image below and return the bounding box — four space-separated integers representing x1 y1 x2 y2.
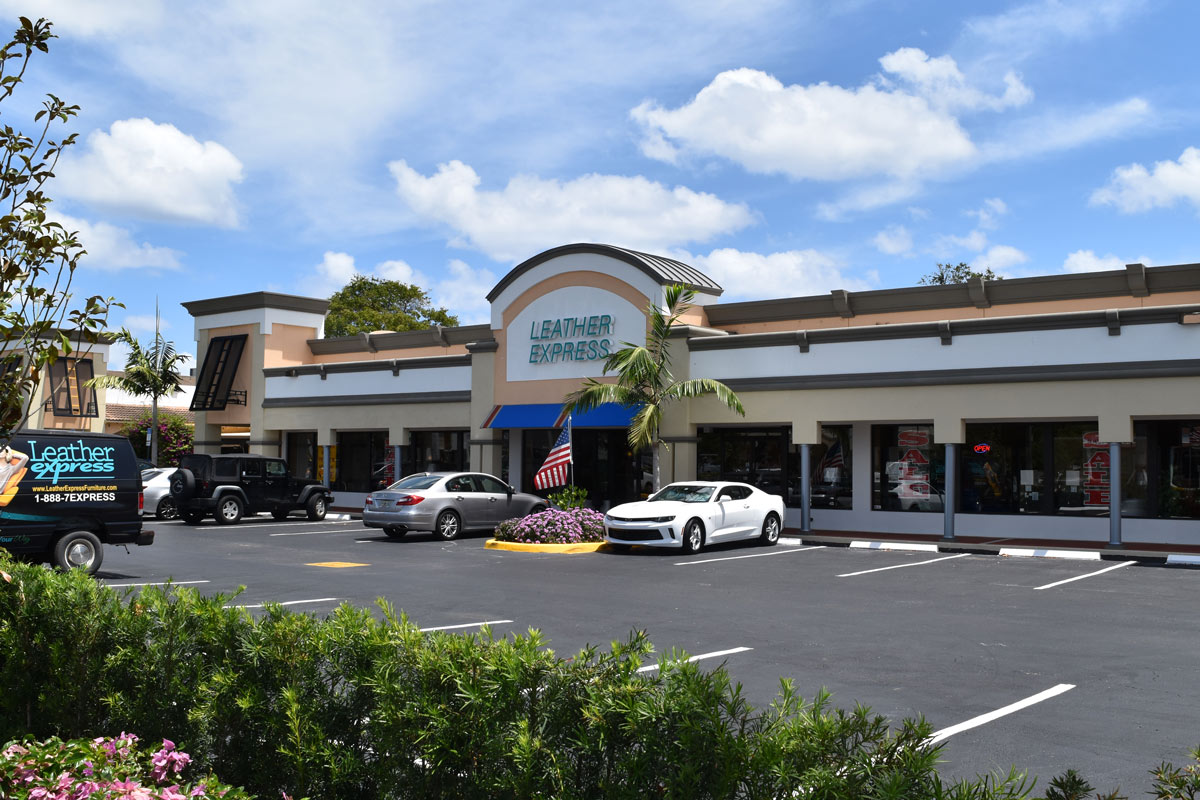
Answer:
386 474 442 491
650 485 715 503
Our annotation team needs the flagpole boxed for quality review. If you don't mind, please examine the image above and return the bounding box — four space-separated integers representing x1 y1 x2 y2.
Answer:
568 414 574 488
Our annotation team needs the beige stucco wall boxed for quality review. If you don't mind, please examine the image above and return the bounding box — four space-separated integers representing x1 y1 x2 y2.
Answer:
264 323 322 368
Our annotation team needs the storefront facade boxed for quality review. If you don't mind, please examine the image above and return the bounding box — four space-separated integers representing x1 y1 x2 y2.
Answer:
182 244 1200 545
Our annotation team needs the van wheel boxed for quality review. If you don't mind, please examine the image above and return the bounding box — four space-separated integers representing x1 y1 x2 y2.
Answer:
182 510 205 525
53 531 103 574
216 496 244 525
306 494 327 521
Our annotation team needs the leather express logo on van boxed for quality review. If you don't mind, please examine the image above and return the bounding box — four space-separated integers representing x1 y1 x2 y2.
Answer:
25 440 117 481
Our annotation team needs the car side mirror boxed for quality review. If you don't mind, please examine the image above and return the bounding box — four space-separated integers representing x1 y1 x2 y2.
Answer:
506 486 514 498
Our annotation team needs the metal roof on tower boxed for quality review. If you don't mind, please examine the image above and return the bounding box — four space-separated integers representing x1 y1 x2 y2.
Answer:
485 243 723 302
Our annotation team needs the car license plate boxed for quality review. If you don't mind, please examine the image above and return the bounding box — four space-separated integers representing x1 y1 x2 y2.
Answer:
375 500 392 509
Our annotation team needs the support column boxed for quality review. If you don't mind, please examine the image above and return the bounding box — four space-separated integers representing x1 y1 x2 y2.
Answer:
943 442 957 541
392 444 402 484
322 447 331 489
509 430 523 491
800 443 812 533
1108 442 1123 548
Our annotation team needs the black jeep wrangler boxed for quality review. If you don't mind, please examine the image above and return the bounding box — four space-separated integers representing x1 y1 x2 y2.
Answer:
169 453 334 525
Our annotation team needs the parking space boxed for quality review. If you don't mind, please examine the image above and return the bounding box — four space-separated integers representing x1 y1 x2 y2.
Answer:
96 519 1200 792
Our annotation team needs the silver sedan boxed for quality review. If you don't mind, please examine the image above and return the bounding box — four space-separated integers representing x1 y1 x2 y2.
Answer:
363 472 548 540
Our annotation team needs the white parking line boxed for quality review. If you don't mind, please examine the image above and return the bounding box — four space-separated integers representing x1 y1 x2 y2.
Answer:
269 527 367 537
419 619 514 632
225 597 339 609
850 541 940 552
1033 560 1134 590
674 545 825 566
838 553 970 578
927 683 1075 745
104 580 211 588
636 646 753 673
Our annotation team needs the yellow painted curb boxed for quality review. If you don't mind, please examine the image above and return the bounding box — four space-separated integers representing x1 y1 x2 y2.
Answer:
485 539 608 554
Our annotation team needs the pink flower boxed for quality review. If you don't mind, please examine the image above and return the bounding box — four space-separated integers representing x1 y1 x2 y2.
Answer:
159 785 187 800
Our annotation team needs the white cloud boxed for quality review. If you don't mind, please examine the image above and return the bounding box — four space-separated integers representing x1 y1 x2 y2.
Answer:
872 225 913 256
937 229 989 253
389 159 754 262
430 259 497 325
57 118 244 227
816 181 923 221
0 0 164 36
878 47 1032 112
1090 147 1200 214
50 212 181 272
966 198 1008 229
979 245 1028 273
123 315 171 334
982 98 1152 162
966 0 1146 55
312 251 360 297
632 65 977 182
1062 250 1124 273
687 248 874 301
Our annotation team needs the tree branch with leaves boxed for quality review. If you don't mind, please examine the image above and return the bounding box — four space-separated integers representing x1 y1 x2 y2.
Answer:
0 17 119 444
563 283 744 490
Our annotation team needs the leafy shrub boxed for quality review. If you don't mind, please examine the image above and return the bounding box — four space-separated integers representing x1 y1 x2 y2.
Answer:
119 410 193 467
493 507 606 544
0 733 251 799
547 484 588 509
0 553 1193 800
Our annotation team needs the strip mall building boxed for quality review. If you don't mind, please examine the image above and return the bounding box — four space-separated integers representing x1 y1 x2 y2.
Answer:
182 244 1200 546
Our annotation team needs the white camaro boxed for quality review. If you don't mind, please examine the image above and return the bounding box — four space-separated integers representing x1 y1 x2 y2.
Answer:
604 481 786 553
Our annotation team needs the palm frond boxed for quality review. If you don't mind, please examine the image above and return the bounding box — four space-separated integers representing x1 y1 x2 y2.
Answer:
628 403 663 451
563 380 637 416
667 378 746 416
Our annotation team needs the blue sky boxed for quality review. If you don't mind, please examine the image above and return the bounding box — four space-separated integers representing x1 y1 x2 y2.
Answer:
3 0 1198 362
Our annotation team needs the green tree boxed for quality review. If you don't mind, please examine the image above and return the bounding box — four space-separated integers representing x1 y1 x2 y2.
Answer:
119 409 193 468
918 261 1002 285
0 17 119 444
563 283 745 490
88 329 190 464
324 275 458 336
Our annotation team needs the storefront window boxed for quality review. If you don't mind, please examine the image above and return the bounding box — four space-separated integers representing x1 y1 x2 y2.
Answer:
336 431 388 493
961 423 1038 514
401 431 467 477
808 426 852 510
872 425 945 512
696 428 790 499
285 432 317 480
1130 420 1200 519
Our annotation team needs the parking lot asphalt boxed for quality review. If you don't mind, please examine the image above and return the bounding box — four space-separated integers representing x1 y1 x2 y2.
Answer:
97 516 1200 794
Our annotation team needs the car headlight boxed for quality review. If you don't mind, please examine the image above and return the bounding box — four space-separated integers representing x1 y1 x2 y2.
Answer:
649 515 675 523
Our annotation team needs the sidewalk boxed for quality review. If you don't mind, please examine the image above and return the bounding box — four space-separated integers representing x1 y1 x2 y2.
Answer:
780 528 1200 565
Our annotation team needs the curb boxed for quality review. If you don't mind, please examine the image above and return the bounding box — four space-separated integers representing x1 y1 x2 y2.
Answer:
781 534 1188 566
484 539 608 554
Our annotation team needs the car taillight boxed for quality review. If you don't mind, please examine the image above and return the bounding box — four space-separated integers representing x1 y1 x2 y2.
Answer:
364 496 373 506
139 491 144 512
395 494 424 505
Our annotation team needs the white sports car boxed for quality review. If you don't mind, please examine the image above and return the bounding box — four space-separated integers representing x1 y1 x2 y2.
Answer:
604 481 786 553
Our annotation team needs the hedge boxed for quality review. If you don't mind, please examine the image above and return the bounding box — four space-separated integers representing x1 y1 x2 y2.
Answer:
0 555 1196 799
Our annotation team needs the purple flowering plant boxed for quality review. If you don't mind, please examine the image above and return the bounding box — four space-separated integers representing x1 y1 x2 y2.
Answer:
0 733 252 800
493 507 606 544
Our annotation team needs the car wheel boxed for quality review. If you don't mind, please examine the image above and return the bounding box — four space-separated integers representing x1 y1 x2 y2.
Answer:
216 496 244 525
760 512 781 546
306 494 327 521
155 497 179 521
681 519 704 554
528 504 547 515
435 510 461 541
182 509 205 525
53 530 103 574
384 527 407 539
271 508 290 521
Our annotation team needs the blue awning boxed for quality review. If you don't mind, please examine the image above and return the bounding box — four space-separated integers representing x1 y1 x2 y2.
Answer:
483 403 639 429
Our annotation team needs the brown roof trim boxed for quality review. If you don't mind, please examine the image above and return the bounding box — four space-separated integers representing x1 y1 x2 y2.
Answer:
705 262 1200 326
691 304 1200 351
182 291 330 317
308 324 490 355
486 243 723 302
263 353 471 378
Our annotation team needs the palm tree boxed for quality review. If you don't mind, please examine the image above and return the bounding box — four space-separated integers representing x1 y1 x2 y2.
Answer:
563 283 745 490
88 329 189 465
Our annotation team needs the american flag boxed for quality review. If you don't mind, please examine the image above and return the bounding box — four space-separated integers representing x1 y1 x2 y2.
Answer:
817 439 844 472
534 423 572 490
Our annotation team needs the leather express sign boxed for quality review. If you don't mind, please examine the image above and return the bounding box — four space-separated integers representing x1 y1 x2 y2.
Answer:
527 314 615 364
22 439 117 481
